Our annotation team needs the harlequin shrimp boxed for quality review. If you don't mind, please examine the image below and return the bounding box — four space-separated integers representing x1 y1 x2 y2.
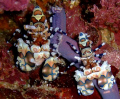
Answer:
7 5 66 81
66 32 116 96
7 6 50 72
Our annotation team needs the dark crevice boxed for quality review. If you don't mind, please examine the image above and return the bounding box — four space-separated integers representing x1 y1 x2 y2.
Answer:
80 0 101 23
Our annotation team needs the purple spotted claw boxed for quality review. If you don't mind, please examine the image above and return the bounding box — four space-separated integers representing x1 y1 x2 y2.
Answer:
50 6 81 68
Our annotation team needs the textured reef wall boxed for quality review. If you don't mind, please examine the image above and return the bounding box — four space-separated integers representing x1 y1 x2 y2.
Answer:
0 0 120 98
0 0 30 13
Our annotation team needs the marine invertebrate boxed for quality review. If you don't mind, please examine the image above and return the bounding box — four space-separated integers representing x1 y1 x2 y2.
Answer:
7 6 51 72
67 32 115 95
42 57 59 81
50 27 119 98
50 6 82 69
7 5 67 82
1 1 120 98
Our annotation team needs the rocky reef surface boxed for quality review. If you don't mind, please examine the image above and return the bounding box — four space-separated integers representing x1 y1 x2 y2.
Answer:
0 0 30 14
0 0 120 98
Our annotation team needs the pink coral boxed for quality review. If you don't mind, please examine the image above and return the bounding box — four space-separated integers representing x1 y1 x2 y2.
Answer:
0 0 30 12
89 0 120 46
90 0 120 31
102 49 120 70
66 6 88 38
